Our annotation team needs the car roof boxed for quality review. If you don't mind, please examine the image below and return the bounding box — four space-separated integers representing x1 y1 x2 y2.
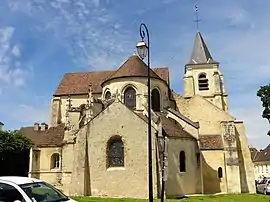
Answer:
0 176 42 185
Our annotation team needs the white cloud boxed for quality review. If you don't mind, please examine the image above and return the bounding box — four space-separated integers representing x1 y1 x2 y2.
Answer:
7 0 133 69
0 27 32 89
12 45 20 57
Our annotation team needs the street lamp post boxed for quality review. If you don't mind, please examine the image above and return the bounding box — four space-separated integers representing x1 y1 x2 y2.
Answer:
136 23 153 202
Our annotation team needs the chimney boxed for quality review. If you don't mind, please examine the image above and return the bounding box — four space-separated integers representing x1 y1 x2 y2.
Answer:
40 122 48 131
0 122 4 131
34 123 39 131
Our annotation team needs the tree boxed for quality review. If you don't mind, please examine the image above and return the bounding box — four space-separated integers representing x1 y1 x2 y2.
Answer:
0 130 32 153
0 130 32 176
257 84 270 135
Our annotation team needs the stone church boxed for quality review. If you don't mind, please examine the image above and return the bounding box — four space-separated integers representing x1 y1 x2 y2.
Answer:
20 32 256 198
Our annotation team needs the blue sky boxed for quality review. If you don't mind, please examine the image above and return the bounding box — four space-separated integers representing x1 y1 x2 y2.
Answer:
0 0 269 149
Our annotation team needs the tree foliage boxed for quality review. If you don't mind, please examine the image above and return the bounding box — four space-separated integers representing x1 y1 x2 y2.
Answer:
257 84 270 135
0 130 32 153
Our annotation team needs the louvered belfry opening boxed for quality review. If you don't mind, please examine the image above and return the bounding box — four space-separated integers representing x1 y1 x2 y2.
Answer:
198 73 209 91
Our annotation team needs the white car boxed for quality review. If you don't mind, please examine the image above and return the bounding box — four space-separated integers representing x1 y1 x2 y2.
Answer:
0 176 77 202
257 177 270 195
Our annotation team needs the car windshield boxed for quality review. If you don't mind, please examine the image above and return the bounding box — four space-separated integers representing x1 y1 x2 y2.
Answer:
19 182 69 202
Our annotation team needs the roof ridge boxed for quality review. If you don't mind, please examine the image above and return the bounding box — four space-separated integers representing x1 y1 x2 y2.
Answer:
102 55 163 85
65 70 114 75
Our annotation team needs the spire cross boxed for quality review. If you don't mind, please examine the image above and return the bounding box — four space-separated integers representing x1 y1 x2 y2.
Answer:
194 5 201 30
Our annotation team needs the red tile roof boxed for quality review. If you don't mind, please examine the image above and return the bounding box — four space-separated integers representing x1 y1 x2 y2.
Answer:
160 115 195 139
54 56 169 96
251 144 270 162
54 70 114 96
19 124 65 147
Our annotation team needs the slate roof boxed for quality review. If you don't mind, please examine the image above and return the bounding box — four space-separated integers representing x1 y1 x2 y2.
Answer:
54 55 169 96
187 32 218 65
199 135 224 150
19 124 65 147
54 70 114 96
250 145 270 162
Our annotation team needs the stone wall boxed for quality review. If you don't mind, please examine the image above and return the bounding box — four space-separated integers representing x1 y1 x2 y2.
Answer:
68 101 159 198
166 137 200 197
29 147 62 186
201 150 227 194
234 121 256 193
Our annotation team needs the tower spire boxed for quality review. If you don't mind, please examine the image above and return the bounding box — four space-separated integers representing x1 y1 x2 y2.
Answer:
187 32 217 65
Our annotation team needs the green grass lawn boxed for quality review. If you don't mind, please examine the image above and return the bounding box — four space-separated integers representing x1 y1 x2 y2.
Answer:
71 194 269 202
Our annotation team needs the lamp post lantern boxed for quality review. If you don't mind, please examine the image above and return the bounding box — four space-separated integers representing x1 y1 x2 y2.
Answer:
136 23 153 202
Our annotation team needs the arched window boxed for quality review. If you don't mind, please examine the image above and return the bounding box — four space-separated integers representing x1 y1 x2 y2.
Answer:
198 73 209 91
218 167 223 178
107 136 124 168
124 87 136 109
50 153 60 169
179 150 186 172
151 89 161 112
105 91 111 101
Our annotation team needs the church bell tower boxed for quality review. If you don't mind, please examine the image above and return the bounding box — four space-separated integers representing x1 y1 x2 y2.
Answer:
183 32 228 112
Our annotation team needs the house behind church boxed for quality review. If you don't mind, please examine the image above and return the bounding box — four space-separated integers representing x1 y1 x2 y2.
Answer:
250 145 270 180
20 31 256 198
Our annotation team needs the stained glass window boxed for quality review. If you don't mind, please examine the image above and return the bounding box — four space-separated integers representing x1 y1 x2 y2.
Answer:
108 138 124 167
179 150 186 172
151 89 160 111
124 87 136 108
